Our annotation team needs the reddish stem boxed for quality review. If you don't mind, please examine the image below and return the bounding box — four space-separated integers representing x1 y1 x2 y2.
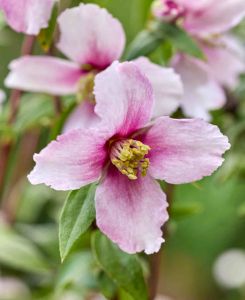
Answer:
53 95 63 115
148 250 162 300
8 35 35 124
0 35 35 197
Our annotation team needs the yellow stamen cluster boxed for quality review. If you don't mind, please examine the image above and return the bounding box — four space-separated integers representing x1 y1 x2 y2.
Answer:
110 139 151 180
77 72 95 103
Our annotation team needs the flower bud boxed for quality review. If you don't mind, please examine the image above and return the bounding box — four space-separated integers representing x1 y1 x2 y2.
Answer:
151 0 184 22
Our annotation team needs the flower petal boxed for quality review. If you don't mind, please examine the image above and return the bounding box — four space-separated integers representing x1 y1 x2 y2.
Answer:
57 4 125 68
134 57 182 117
95 167 168 254
5 56 82 95
204 36 245 89
183 0 245 36
172 55 226 120
28 128 109 190
176 0 212 10
0 0 56 35
63 101 100 133
94 61 154 136
143 117 230 184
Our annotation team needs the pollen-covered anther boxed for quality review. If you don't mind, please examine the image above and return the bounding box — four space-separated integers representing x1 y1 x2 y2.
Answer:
110 139 151 180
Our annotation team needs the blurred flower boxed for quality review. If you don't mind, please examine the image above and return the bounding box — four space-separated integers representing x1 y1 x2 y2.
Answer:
0 0 57 35
172 54 225 120
151 0 185 22
152 0 245 119
28 61 230 254
152 0 245 37
171 35 245 120
172 36 245 121
202 35 245 89
179 0 245 38
213 249 245 289
0 277 30 299
64 56 183 133
5 3 183 129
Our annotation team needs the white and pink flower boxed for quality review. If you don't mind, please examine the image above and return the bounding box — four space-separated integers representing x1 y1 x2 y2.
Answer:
152 0 245 37
28 62 230 254
0 0 56 35
172 54 226 121
152 0 245 120
5 3 183 127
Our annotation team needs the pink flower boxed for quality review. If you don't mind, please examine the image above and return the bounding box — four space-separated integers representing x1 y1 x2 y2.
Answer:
152 0 245 37
151 0 185 22
153 0 245 120
171 36 245 120
5 4 183 120
172 54 226 120
28 62 230 254
202 36 245 89
63 56 183 133
0 0 56 35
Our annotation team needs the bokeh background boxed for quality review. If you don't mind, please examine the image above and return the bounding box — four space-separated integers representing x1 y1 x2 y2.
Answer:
0 0 245 299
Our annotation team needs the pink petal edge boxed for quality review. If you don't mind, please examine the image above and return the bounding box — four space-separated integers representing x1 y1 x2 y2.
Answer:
96 167 169 254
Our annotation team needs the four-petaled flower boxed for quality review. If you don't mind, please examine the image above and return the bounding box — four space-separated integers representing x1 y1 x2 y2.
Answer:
28 62 230 254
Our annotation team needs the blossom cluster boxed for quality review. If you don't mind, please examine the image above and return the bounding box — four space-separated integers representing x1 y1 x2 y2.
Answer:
1 0 244 255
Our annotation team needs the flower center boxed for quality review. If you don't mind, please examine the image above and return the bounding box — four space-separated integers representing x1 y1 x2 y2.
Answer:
77 72 95 103
152 0 184 22
110 139 151 180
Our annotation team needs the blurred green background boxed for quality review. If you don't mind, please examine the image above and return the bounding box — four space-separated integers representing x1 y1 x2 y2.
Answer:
0 0 245 299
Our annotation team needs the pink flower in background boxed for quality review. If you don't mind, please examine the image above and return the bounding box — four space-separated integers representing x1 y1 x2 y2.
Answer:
5 4 125 94
152 0 245 120
152 0 245 37
5 3 183 128
172 37 245 120
151 0 185 22
63 56 183 133
0 0 57 35
28 62 230 254
178 0 245 38
172 54 226 120
203 36 245 90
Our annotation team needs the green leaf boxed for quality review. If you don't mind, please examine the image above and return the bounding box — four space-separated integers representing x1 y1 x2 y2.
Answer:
59 184 96 262
157 22 205 60
124 22 205 61
0 224 50 274
170 201 203 220
48 101 76 141
124 30 162 60
14 93 54 134
98 272 117 299
91 231 148 300
56 251 97 293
